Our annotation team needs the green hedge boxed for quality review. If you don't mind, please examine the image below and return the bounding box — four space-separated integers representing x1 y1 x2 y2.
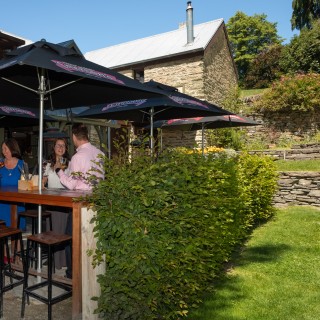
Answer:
87 150 278 319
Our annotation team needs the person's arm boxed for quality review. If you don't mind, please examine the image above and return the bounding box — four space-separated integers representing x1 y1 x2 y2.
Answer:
57 153 91 190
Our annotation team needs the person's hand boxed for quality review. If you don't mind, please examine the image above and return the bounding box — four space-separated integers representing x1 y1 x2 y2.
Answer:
54 161 62 171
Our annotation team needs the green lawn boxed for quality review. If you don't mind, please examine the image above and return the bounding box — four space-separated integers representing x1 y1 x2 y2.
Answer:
190 206 320 320
275 159 320 171
240 88 267 97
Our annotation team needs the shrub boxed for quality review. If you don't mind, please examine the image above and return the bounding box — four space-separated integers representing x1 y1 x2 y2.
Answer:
254 73 320 113
87 150 278 319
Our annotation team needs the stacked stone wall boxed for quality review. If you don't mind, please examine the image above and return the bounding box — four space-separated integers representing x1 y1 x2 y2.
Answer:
275 171 320 207
249 147 320 161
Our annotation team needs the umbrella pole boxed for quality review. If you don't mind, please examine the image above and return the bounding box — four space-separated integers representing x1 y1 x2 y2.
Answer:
150 107 154 158
202 123 205 157
36 69 45 279
107 127 111 160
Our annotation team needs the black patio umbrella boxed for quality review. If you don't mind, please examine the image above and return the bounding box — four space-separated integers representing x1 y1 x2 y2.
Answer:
150 114 260 155
0 40 165 185
0 104 55 127
77 80 234 155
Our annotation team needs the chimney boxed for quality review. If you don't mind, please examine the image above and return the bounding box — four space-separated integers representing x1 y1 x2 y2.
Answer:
186 1 194 44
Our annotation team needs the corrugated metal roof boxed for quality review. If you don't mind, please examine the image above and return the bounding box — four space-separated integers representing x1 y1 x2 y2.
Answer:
85 19 224 69
0 29 33 46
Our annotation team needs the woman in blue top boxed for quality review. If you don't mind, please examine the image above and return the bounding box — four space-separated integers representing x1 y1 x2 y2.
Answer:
0 138 25 228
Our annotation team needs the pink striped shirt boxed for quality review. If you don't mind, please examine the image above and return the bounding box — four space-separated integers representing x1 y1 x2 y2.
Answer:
58 142 104 190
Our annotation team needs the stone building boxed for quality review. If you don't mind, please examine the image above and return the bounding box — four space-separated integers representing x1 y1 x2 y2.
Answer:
85 2 238 150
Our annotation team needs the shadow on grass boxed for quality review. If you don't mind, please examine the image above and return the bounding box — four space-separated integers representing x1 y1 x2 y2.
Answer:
237 243 290 265
190 243 291 320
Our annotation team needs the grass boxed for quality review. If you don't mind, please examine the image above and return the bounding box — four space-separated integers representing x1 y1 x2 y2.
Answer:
240 88 267 97
190 206 320 320
275 159 320 171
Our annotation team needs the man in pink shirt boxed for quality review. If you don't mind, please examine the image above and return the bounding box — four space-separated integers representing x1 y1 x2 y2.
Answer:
56 123 104 190
56 123 104 278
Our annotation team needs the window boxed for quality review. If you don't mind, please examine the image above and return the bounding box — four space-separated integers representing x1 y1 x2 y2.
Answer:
133 69 144 83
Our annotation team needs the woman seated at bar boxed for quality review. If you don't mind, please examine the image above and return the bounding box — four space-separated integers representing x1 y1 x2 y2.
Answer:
0 138 26 228
43 138 71 269
43 138 70 189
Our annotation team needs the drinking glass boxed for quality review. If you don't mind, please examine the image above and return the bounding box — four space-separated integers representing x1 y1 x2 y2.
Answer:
59 157 67 170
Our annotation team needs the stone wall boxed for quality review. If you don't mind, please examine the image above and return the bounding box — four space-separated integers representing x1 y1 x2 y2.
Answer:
203 24 238 106
275 171 320 207
144 56 205 99
249 146 320 161
158 128 203 149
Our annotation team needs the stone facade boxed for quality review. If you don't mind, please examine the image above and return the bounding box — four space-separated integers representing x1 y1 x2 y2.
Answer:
113 25 238 149
203 25 238 106
118 26 237 107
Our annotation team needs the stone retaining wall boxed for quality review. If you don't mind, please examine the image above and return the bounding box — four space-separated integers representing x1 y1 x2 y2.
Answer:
274 171 320 207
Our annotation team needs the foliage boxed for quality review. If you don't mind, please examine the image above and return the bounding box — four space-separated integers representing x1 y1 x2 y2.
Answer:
206 128 247 151
226 11 282 83
291 0 320 30
243 44 284 89
86 150 278 319
253 73 320 113
206 88 250 151
279 20 320 74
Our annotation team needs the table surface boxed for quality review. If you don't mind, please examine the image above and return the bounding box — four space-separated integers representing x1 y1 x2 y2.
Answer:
0 186 91 319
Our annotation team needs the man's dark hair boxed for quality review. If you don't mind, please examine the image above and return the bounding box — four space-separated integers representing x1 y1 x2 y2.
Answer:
72 123 89 141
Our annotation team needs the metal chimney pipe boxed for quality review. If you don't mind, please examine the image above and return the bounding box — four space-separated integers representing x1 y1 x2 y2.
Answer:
186 1 194 44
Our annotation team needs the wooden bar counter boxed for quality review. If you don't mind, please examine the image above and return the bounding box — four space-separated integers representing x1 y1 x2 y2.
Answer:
0 186 90 319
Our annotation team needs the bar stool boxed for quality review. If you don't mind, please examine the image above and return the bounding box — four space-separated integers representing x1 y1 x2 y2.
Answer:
18 210 53 268
21 231 72 320
0 227 26 318
18 209 53 234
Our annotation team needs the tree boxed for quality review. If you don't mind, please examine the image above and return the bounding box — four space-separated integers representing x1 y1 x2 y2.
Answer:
280 20 320 74
291 0 320 30
226 11 282 83
244 44 284 89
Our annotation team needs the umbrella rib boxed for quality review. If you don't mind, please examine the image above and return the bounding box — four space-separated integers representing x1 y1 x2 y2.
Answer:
1 76 84 96
1 77 38 94
154 107 171 116
46 77 84 94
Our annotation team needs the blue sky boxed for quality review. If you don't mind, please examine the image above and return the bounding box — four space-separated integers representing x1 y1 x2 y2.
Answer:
2 1 298 54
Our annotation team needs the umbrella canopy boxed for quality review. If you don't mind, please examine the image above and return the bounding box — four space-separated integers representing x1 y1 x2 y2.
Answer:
76 80 233 155
78 80 233 122
0 41 165 109
152 114 259 130
150 114 260 155
0 104 55 127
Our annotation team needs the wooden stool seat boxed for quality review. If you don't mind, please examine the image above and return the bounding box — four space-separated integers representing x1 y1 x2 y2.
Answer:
21 231 72 320
27 232 72 246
